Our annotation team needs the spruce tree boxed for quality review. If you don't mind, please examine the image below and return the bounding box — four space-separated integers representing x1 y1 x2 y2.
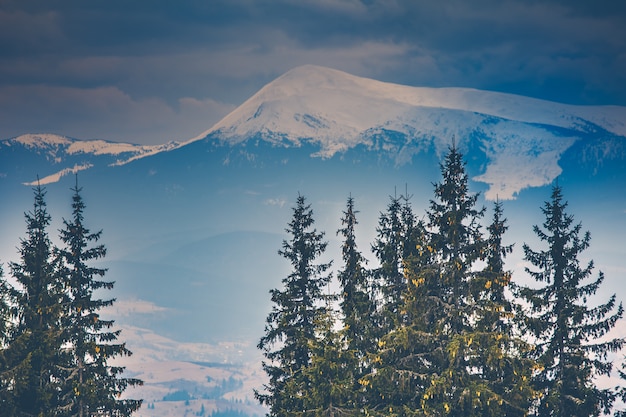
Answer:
363 212 431 417
0 262 14 412
0 265 20 416
415 144 488 416
515 185 623 417
256 195 332 417
336 196 376 412
337 196 375 372
365 145 482 415
465 200 536 416
399 189 423 265
301 309 358 417
3 184 66 416
473 200 513 332
57 179 142 416
0 262 9 349
371 195 404 332
368 145 535 416
0 264 6 340
371 191 421 339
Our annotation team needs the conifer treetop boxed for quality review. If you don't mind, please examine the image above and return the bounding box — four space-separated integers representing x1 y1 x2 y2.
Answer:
518 184 624 417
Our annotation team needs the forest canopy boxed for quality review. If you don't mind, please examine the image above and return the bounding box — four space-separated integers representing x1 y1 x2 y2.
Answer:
2 145 625 417
256 145 626 417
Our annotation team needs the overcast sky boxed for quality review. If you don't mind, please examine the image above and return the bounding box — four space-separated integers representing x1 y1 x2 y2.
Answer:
1 0 625 145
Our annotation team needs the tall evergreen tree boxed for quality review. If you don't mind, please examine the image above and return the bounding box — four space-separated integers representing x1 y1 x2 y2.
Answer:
0 262 14 412
0 260 23 415
301 308 359 417
336 196 376 413
466 200 536 416
363 213 431 417
57 179 142 416
473 200 513 332
2 184 65 416
367 145 534 416
415 143 489 416
371 194 404 332
365 145 482 415
0 264 6 340
256 195 333 417
0 262 9 349
371 191 421 338
399 189 423 264
515 185 623 417
337 196 375 371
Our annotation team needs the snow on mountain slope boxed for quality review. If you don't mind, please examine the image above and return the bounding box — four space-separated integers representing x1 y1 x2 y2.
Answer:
198 65 626 145
1 134 180 185
13 133 74 148
10 133 180 160
193 65 626 199
109 325 265 417
5 66 626 198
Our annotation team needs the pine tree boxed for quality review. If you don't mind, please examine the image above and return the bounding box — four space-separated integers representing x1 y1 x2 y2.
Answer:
399 189 423 264
0 262 15 412
365 145 481 415
465 200 536 416
0 264 6 341
515 185 624 417
57 179 142 416
472 200 513 332
371 191 421 339
337 196 375 372
256 195 333 417
301 309 359 417
0 262 10 348
363 221 432 417
367 145 535 416
371 195 404 333
412 144 488 416
2 184 66 416
336 196 376 412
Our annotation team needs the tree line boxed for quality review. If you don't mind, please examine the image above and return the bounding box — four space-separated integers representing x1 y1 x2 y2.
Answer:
0 179 141 416
256 145 626 417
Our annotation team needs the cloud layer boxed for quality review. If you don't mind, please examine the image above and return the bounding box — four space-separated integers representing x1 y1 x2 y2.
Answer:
1 0 625 144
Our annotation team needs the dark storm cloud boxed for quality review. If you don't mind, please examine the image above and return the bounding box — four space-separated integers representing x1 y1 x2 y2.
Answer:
267 0 626 104
0 0 624 144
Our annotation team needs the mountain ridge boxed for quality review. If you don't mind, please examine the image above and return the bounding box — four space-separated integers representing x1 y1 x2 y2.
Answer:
0 133 181 185
2 66 626 417
2 65 626 198
200 65 626 143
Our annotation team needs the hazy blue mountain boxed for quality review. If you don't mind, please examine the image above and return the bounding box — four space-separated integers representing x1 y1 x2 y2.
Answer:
3 65 625 197
1 65 625 417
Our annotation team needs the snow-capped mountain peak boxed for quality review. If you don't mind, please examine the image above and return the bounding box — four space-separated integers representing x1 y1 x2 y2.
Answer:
198 65 626 147
190 65 626 199
5 66 626 199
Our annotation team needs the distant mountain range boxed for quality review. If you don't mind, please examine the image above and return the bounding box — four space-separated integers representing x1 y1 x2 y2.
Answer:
3 65 625 199
2 65 626 417
0 133 179 185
